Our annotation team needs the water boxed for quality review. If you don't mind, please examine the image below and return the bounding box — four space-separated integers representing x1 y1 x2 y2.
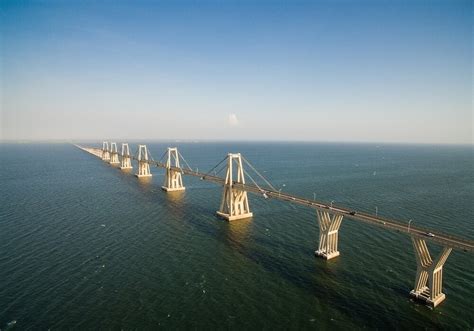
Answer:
0 142 473 329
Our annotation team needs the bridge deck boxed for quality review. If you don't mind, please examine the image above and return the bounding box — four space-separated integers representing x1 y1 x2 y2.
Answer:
78 146 474 252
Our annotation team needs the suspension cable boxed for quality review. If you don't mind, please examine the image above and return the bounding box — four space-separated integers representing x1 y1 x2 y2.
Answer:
213 162 229 177
178 151 194 171
157 150 168 163
202 155 228 177
243 168 264 192
132 146 139 160
241 156 277 191
147 148 155 162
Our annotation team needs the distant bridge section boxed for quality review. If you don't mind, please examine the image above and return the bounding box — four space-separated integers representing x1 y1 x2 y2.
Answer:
75 143 473 308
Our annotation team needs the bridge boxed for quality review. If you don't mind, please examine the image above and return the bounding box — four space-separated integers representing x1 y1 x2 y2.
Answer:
76 142 473 308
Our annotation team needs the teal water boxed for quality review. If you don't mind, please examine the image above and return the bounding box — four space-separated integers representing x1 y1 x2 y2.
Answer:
0 142 473 329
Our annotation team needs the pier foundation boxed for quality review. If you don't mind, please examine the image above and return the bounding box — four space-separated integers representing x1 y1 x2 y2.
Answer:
315 210 343 260
120 143 133 170
135 145 152 178
410 237 452 307
162 147 185 192
101 141 110 161
216 153 253 221
109 142 120 165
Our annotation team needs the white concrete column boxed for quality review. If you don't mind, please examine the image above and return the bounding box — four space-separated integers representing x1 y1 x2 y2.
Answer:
410 237 452 307
109 142 120 165
120 143 133 170
101 141 110 161
162 147 185 192
216 153 252 221
315 210 343 260
135 145 152 178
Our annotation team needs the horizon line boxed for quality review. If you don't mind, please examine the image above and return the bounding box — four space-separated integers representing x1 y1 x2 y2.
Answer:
1 138 472 147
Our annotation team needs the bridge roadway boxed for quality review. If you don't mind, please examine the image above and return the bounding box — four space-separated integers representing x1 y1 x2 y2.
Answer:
86 147 474 253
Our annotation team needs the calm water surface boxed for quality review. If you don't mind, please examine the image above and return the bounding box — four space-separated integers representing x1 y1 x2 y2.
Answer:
0 142 473 329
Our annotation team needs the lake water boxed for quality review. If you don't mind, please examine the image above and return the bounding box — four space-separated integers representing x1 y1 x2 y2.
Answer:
0 142 473 329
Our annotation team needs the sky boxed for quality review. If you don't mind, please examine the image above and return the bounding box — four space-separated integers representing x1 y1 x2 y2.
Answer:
0 0 472 144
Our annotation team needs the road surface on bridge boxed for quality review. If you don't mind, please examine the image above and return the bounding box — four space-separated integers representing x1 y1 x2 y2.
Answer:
80 146 474 252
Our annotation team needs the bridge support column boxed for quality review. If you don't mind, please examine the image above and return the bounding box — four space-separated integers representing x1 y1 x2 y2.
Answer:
315 210 343 260
216 153 253 221
101 141 110 161
162 147 185 192
109 142 120 165
410 237 452 307
135 145 152 178
120 143 133 170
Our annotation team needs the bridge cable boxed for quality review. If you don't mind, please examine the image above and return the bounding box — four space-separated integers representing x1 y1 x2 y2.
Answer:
242 168 264 192
202 156 228 178
241 156 278 192
177 151 194 172
214 162 230 177
157 150 168 164
132 147 139 161
147 149 155 163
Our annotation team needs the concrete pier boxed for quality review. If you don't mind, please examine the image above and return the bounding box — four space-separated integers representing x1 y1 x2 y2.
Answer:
120 143 133 170
410 237 452 307
216 153 253 221
315 210 343 260
109 142 120 165
101 141 110 161
162 147 185 192
135 144 152 178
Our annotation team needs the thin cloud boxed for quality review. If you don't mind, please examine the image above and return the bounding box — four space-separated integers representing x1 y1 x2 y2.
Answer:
228 113 239 127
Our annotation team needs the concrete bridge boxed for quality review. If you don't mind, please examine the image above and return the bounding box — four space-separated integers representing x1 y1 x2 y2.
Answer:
76 142 473 308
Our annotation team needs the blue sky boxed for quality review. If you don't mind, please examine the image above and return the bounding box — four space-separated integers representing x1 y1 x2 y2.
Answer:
0 0 472 143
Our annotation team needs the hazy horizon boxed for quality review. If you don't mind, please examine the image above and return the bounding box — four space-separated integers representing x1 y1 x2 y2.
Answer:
1 0 472 144
1 138 473 147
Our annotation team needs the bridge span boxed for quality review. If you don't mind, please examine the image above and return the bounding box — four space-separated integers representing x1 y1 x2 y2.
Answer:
76 143 473 308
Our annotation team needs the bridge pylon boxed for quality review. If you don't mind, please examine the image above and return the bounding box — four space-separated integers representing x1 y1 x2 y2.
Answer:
315 210 343 260
162 147 185 192
109 142 120 165
120 143 133 170
135 145 152 178
101 141 110 161
410 237 452 307
216 153 253 221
